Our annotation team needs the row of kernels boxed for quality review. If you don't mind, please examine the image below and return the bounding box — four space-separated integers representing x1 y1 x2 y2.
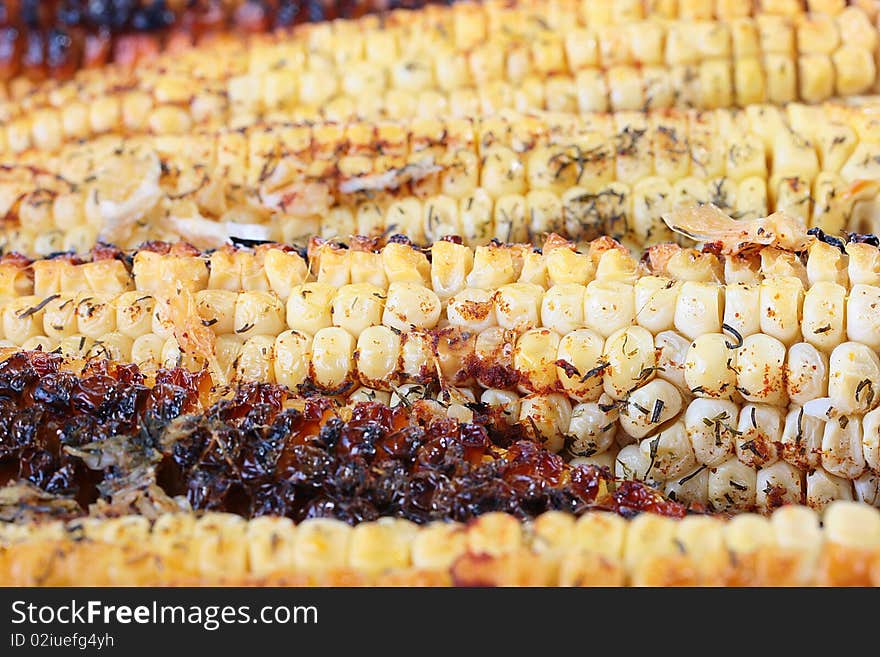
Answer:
619 442 872 512
6 501 878 585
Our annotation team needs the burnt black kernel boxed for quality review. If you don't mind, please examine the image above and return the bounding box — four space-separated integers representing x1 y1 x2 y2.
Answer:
0 351 685 524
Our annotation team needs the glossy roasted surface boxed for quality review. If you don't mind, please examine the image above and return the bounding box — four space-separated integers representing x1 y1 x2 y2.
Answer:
0 349 684 525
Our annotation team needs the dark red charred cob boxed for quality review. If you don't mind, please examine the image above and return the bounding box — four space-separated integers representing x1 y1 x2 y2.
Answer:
0 349 684 525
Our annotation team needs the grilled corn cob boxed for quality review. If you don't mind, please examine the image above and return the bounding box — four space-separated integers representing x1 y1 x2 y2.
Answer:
3 1 880 146
1 503 878 585
4 103 880 255
1 210 880 511
0 347 680 535
0 0 444 82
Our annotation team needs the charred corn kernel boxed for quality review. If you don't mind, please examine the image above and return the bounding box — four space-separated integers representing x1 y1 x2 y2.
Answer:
514 328 561 393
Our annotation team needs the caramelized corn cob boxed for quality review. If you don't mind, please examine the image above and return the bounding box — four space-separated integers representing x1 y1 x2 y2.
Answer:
0 348 681 532
5 103 880 255
1 211 880 512
2 502 878 585
1 0 843 90
3 1 880 145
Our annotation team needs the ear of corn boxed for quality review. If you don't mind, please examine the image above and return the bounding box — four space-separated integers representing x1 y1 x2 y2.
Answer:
3 1 880 153
1 503 879 585
4 102 880 255
0 218 878 512
0 0 449 83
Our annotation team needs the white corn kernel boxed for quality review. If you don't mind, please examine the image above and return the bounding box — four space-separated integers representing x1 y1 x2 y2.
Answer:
356 325 402 388
822 415 867 480
708 457 757 511
638 421 697 482
785 342 828 406
685 398 739 467
674 281 723 341
602 326 656 400
828 342 880 414
684 333 738 399
310 327 355 390
583 281 635 338
273 330 312 389
619 379 682 439
447 288 496 332
556 329 606 402
781 406 824 470
382 282 441 332
287 283 335 335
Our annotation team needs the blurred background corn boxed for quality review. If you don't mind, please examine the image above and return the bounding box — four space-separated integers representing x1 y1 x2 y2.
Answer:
4 0 880 150
1 502 878 585
0 0 449 83
4 102 880 255
0 229 879 511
